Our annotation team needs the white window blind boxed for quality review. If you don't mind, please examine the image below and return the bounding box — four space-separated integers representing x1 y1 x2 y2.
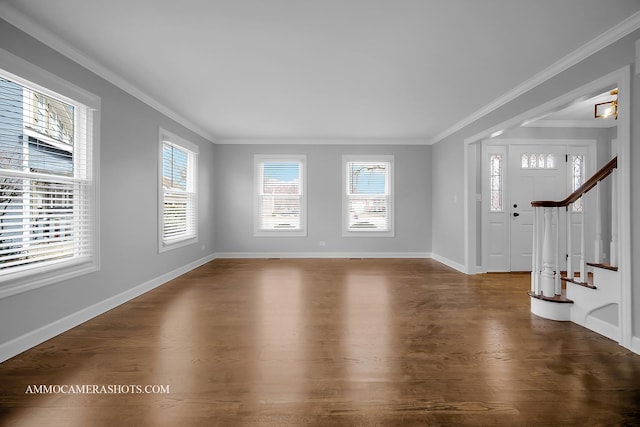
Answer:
343 156 393 235
0 73 94 280
255 155 306 236
160 132 197 251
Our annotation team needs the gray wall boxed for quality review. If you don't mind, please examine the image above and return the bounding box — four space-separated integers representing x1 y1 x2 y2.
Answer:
431 136 465 265
0 20 216 347
214 143 432 255
431 29 640 337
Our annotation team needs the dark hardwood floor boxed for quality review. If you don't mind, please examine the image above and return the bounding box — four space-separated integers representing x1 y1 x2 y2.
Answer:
1 258 639 426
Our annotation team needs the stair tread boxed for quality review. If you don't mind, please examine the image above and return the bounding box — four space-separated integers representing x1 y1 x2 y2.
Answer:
561 276 597 289
528 290 574 303
586 262 618 272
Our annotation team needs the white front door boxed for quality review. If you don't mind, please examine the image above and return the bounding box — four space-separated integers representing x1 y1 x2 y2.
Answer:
508 145 567 271
482 141 593 272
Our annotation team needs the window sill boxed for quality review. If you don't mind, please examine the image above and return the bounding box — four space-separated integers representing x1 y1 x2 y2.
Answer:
0 258 99 299
254 229 307 237
342 230 395 238
159 236 198 253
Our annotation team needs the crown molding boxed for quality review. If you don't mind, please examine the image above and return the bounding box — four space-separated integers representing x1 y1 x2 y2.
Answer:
430 10 640 145
215 137 430 145
0 3 217 143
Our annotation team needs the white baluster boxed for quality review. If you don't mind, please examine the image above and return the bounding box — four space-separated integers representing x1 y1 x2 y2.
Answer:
566 205 573 280
541 207 555 297
580 195 586 281
610 169 618 267
594 183 602 263
555 207 561 295
535 206 542 294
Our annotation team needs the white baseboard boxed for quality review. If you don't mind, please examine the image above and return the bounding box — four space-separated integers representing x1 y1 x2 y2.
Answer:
584 315 620 343
214 251 466 274
0 253 216 363
213 251 432 259
631 336 640 355
429 253 466 273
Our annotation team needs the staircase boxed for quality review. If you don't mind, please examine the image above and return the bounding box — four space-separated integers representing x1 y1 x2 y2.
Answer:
528 157 621 342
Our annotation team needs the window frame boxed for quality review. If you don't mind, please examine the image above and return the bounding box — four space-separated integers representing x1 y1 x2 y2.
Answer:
342 154 394 237
0 48 100 298
158 128 198 252
254 154 307 237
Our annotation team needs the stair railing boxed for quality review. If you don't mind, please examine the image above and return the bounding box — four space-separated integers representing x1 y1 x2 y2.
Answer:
530 157 617 298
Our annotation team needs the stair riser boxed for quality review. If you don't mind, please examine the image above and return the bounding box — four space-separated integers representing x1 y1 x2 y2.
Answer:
567 269 620 341
531 298 572 321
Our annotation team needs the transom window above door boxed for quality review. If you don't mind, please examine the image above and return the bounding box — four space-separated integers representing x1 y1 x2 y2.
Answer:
521 153 556 169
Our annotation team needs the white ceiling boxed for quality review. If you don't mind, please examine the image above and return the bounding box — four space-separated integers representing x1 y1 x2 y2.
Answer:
2 1 639 143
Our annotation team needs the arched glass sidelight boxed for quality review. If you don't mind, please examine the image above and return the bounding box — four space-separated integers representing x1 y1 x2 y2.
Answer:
489 154 503 212
571 155 585 212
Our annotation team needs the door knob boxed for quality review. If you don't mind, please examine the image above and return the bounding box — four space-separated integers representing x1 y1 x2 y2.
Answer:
513 212 520 217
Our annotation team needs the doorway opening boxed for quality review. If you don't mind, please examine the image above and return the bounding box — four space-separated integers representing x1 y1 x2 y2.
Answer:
480 140 596 272
463 65 631 349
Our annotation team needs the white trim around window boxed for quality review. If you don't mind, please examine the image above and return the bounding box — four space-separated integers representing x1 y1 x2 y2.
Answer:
254 154 307 237
0 48 101 299
158 128 198 252
342 155 394 237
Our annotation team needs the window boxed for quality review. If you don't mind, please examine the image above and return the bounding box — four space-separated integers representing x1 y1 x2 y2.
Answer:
254 155 306 236
570 155 586 212
521 153 556 169
0 59 98 294
159 129 198 251
343 155 394 236
489 154 503 212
